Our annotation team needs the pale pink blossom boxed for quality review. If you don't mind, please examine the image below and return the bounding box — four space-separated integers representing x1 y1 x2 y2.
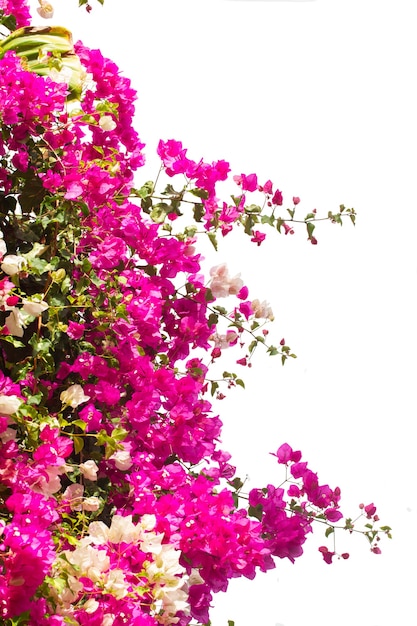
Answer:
83 496 101 512
251 298 274 321
210 331 238 349
63 483 84 511
110 448 132 471
209 263 243 298
79 459 99 481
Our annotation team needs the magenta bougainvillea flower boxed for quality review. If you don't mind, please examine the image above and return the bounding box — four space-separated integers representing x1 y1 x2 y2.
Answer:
0 2 386 624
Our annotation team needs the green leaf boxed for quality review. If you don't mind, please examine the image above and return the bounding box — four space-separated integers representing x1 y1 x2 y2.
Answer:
248 340 257 354
132 181 154 198
208 313 218 327
210 381 219 396
189 187 208 199
75 275 90 295
235 378 245 389
229 477 244 490
0 335 25 348
244 214 255 235
307 221 315 239
261 214 275 226
245 204 261 214
73 436 84 454
325 526 334 537
193 203 204 222
248 503 263 521
81 258 92 272
111 427 128 441
150 203 170 223
207 231 218 251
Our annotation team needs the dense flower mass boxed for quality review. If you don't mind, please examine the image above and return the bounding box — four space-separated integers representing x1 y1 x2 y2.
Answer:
0 2 389 625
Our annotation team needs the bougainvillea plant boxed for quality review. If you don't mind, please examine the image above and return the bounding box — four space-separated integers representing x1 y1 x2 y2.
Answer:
0 1 391 624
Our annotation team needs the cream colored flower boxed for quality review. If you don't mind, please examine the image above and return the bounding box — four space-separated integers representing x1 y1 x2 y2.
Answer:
1 254 25 276
79 459 99 481
4 308 25 337
64 543 110 582
22 298 49 316
83 496 101 512
209 263 243 298
110 448 132 471
99 115 117 132
60 384 90 408
210 330 238 349
83 599 99 614
0 394 22 415
37 0 54 19
251 298 274 321
88 515 142 545
103 569 129 599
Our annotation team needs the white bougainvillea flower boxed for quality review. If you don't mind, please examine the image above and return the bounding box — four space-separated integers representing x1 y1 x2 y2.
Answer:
1 254 25 276
63 483 84 511
0 233 6 259
0 394 22 415
83 599 100 615
4 308 25 337
63 542 110 582
88 515 142 545
99 115 117 132
22 298 49 316
209 263 243 298
37 0 54 19
79 459 99 481
109 448 133 471
82 496 101 512
103 569 129 599
251 298 275 321
60 384 90 408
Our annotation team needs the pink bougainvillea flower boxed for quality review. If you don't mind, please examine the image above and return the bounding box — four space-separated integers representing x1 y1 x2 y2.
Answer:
272 189 283 205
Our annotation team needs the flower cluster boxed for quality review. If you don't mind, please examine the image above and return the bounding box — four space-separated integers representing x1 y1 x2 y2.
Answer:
0 3 389 625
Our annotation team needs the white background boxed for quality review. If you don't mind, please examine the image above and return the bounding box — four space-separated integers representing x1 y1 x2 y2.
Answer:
27 1 417 624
